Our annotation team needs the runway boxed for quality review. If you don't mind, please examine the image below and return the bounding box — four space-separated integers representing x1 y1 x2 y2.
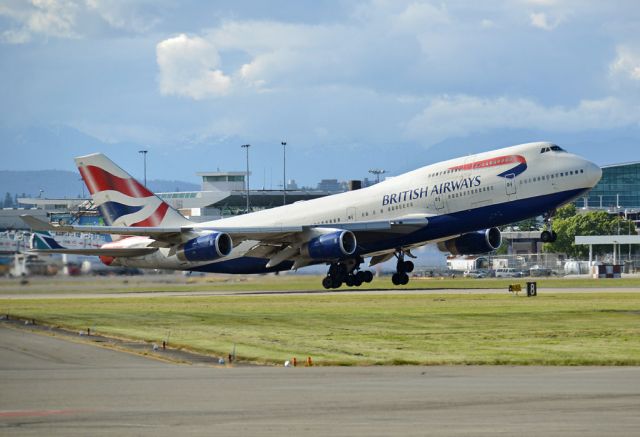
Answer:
2 287 639 300
2 325 640 436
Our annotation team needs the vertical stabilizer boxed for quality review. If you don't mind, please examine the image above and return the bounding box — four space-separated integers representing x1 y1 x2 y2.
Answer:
75 153 190 227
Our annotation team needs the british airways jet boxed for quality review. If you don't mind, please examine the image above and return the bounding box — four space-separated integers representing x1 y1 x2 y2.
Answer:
22 142 601 288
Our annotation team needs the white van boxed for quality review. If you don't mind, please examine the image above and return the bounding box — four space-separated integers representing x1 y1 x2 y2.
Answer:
495 268 520 278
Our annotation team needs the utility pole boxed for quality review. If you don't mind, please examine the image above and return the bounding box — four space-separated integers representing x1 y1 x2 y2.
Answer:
138 150 148 187
241 144 251 213
281 141 287 205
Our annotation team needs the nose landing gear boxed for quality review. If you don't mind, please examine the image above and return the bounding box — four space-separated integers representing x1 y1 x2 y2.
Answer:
541 211 558 243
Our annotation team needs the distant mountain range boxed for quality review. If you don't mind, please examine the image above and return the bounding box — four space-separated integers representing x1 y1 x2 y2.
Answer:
0 170 200 200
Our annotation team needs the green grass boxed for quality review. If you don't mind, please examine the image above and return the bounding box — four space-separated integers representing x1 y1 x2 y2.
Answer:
1 274 640 294
2 292 640 365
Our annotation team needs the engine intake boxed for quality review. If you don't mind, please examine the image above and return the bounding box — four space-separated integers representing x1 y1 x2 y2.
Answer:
438 227 502 255
177 232 233 262
302 230 357 260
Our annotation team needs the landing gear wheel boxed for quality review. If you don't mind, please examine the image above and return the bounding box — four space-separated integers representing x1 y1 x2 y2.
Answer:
322 277 332 289
400 272 409 285
404 261 414 273
541 230 552 243
353 274 363 287
363 270 374 283
345 275 354 287
550 231 558 242
392 273 400 285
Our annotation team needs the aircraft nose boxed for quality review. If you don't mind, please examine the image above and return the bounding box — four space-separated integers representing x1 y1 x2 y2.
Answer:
585 161 602 188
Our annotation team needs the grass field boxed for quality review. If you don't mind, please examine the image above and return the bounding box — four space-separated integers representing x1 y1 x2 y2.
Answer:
2 290 640 366
1 274 640 294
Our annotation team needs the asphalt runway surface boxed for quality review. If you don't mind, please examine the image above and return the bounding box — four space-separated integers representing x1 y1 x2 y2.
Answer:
2 325 640 436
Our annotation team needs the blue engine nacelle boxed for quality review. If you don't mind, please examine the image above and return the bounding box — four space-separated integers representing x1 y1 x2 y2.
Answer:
176 232 233 262
438 227 502 255
302 230 357 260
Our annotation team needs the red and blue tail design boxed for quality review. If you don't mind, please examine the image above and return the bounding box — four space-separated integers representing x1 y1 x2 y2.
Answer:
75 153 189 227
448 154 527 178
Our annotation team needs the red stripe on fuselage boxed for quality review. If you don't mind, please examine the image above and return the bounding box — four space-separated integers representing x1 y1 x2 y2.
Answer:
448 155 526 171
79 165 154 198
132 202 169 227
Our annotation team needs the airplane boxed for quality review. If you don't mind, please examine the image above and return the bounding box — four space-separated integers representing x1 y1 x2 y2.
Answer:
30 230 116 275
22 141 602 288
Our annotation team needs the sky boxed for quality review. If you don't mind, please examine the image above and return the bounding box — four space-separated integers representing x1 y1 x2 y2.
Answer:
1 0 639 188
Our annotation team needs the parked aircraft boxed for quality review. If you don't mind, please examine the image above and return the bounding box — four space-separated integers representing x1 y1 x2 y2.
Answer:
31 230 113 275
22 142 601 288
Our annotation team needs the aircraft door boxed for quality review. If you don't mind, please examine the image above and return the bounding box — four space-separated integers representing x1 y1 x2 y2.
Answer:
505 174 517 196
346 207 356 222
434 195 446 211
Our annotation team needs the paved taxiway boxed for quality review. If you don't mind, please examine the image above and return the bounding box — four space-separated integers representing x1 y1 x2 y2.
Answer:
2 325 640 436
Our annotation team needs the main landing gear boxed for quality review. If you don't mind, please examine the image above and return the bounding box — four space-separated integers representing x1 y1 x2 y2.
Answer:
540 210 558 243
322 258 374 289
391 251 414 286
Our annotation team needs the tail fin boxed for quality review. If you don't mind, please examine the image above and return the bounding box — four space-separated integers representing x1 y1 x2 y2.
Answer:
31 231 65 250
75 153 190 227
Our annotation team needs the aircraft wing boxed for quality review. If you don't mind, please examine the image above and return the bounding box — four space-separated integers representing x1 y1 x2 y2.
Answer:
29 248 158 257
21 214 430 251
200 215 430 244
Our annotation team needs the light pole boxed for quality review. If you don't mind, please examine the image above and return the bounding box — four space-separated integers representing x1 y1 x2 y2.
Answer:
138 150 148 187
368 168 386 184
241 144 251 213
281 141 287 205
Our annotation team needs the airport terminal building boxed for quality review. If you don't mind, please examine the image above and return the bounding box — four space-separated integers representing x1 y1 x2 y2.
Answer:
579 161 640 209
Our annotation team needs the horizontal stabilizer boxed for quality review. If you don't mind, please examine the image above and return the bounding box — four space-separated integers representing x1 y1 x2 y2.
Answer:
30 248 157 257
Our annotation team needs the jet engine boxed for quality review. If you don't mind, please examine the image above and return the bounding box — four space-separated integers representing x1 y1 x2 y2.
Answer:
438 227 502 255
176 232 233 262
301 230 357 260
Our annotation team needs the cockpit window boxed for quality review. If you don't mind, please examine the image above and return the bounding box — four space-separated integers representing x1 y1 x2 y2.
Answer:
541 145 566 153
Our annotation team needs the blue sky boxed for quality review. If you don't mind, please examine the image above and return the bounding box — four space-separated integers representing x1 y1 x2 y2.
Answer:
1 0 639 188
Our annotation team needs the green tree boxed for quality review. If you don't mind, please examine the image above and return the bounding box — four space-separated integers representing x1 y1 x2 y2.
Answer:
544 209 636 258
554 204 577 220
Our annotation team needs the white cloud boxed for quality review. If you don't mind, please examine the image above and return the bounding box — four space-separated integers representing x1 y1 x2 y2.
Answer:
610 45 640 81
480 19 495 29
0 0 81 43
0 0 159 43
2 28 31 44
156 34 232 99
390 1 450 33
529 12 557 30
86 0 161 33
405 95 640 145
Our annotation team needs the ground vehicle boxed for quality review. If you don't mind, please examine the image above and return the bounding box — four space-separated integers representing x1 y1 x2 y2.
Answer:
494 268 522 278
463 269 488 278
